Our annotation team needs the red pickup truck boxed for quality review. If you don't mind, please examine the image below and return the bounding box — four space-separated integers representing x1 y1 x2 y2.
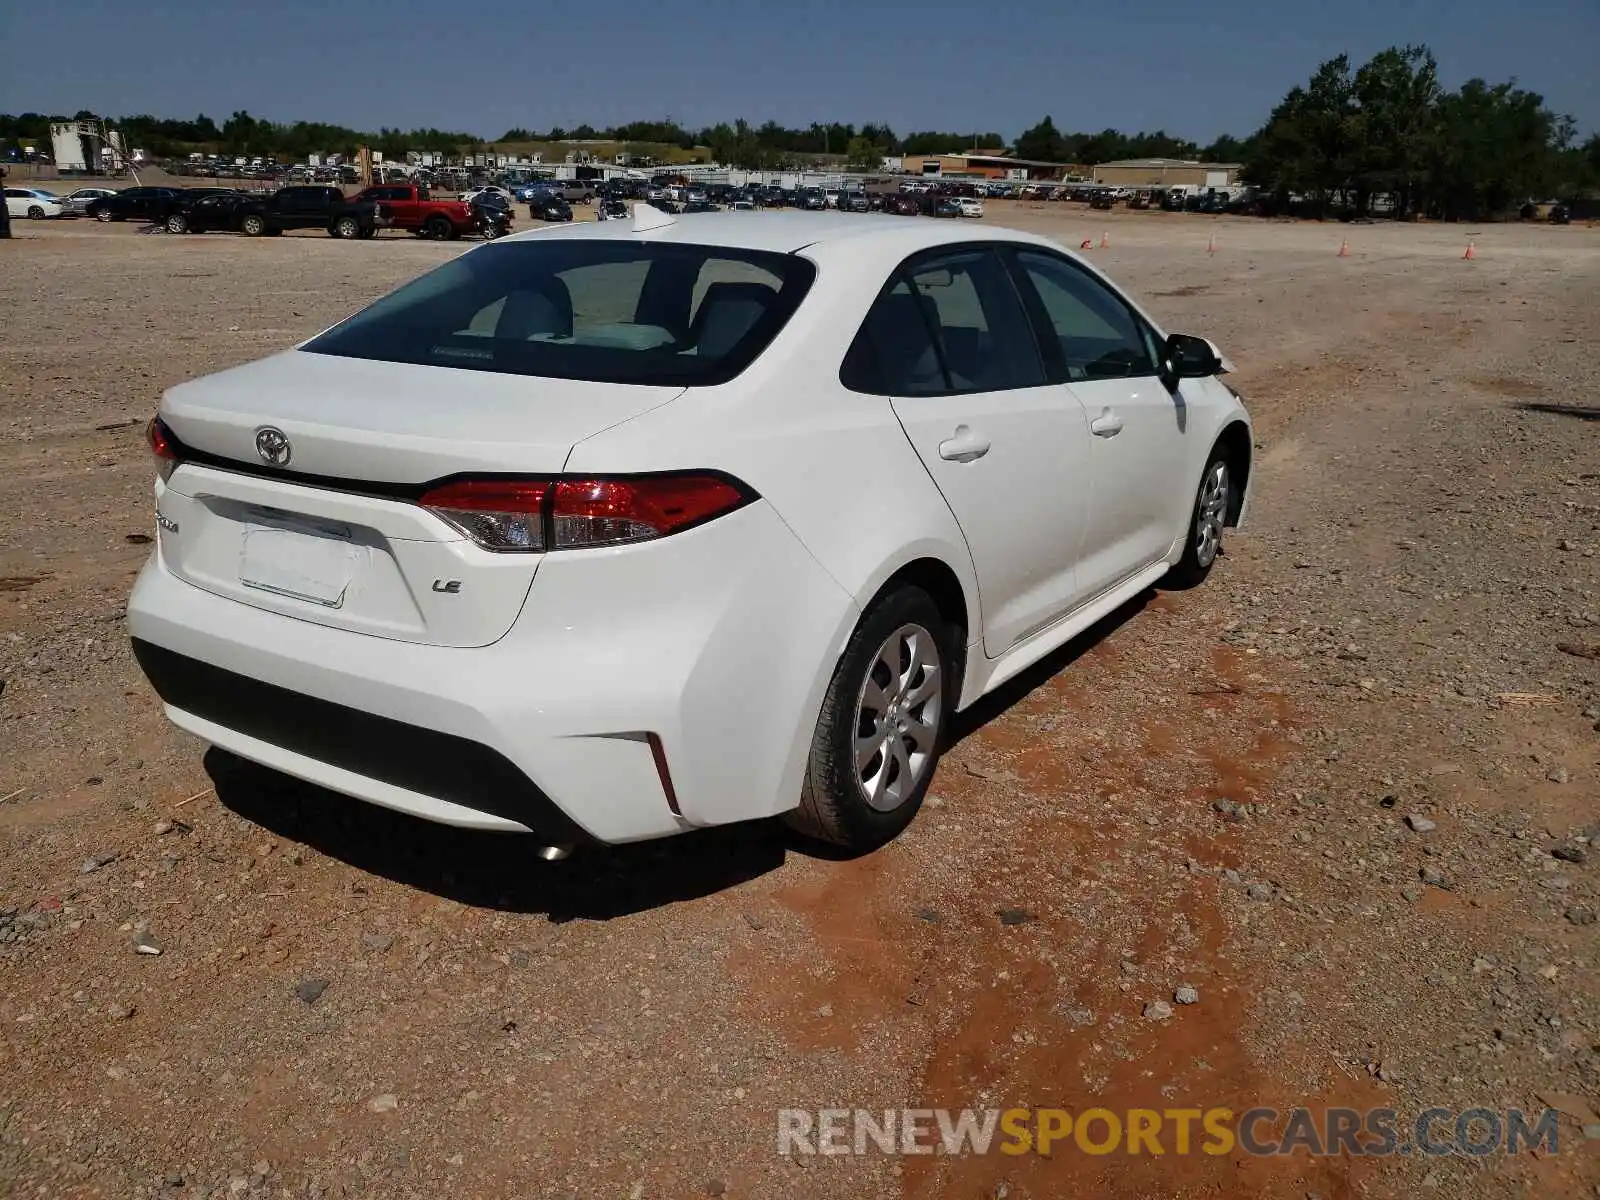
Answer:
356 184 476 240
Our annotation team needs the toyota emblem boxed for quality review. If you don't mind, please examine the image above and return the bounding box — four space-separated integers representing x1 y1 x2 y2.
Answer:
254 426 292 467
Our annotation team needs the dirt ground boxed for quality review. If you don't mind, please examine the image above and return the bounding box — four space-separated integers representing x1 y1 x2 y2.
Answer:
1 205 1597 1200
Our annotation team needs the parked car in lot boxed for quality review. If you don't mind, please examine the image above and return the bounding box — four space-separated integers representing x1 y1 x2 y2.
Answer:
681 200 721 214
5 187 66 219
87 186 183 222
129 212 1251 857
886 195 922 216
955 197 985 218
467 192 514 239
161 191 256 234
355 183 476 239
931 198 963 218
248 186 384 238
58 186 118 217
838 191 871 213
528 193 574 222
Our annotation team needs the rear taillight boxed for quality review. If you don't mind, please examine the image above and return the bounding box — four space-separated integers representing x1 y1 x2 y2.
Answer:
419 473 753 553
147 416 180 482
419 478 550 551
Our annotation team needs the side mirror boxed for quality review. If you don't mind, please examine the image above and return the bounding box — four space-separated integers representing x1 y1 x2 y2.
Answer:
1163 333 1222 383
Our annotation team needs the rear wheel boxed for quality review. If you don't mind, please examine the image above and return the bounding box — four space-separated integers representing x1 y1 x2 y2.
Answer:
424 215 452 240
165 213 188 234
1166 454 1233 588
27 205 44 219
785 587 952 850
95 208 114 223
332 216 361 239
241 214 266 237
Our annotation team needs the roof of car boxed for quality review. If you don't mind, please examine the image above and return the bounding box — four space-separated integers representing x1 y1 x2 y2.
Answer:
499 210 1049 256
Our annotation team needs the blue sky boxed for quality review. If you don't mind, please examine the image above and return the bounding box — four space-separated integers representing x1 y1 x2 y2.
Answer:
3 0 1596 141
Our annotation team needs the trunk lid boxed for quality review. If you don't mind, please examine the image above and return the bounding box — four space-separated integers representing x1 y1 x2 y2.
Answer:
156 350 682 647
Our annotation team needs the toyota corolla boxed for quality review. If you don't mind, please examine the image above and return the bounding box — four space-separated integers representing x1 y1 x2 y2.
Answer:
128 206 1252 855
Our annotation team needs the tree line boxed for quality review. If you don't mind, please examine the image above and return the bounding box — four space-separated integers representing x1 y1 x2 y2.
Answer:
4 45 1595 216
0 110 475 162
1240 46 1598 218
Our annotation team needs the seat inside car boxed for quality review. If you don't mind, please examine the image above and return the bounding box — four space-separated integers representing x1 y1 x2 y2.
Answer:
856 291 952 393
495 278 574 341
687 282 775 358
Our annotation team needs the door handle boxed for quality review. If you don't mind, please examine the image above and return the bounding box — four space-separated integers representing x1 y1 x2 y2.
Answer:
1090 408 1124 437
938 425 991 462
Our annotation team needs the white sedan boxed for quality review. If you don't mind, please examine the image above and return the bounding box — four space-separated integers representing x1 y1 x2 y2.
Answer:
127 207 1252 855
4 187 65 219
955 197 985 218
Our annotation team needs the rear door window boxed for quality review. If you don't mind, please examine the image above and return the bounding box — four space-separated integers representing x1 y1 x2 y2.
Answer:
841 247 1044 396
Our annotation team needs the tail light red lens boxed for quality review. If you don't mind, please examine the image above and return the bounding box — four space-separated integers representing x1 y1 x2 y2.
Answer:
550 476 750 548
147 417 180 481
420 479 551 551
419 473 753 553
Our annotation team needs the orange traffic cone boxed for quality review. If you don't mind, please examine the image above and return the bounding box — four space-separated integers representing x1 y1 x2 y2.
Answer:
1100 230 1109 248
1206 232 1216 254
1337 237 1349 257
1080 238 1093 250
1463 240 1476 260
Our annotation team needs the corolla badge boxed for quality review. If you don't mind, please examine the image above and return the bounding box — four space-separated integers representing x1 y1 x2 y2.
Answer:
254 426 292 467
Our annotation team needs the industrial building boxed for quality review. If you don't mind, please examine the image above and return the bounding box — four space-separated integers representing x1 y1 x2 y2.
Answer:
1090 158 1242 188
897 152 1075 181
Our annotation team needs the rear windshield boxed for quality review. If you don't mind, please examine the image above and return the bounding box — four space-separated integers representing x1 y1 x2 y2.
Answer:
303 240 816 386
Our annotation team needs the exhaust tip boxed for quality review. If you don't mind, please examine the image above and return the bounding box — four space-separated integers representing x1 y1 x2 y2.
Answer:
536 844 574 862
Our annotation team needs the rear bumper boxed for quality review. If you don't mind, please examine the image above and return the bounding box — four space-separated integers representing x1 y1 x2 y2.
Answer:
127 500 858 844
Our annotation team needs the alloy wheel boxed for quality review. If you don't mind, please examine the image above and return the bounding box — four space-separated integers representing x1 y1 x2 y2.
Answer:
1194 461 1230 568
853 623 943 812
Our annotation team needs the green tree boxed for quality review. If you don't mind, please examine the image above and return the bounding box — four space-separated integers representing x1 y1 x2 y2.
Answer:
845 135 884 172
1352 45 1440 216
1202 134 1246 162
1014 116 1064 162
1424 78 1563 218
1246 55 1359 212
221 109 263 154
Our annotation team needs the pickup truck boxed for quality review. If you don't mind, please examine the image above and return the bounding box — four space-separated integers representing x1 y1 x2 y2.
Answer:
355 183 476 240
229 186 383 238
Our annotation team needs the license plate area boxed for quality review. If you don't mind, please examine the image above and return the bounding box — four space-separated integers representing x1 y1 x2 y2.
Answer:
238 511 367 609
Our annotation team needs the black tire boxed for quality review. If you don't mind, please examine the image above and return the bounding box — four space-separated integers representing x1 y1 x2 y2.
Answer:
332 216 361 239
785 586 954 850
1165 449 1235 589
165 213 188 234
424 215 452 240
241 214 266 237
27 206 45 219
95 207 114 223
